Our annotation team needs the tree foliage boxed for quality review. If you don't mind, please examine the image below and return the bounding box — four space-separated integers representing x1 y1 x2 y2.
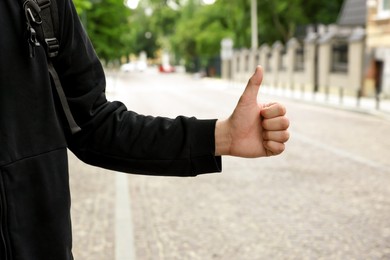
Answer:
72 0 92 14
73 0 345 66
81 0 132 63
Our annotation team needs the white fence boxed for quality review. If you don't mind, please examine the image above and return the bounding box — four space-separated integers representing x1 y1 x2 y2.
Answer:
223 26 367 98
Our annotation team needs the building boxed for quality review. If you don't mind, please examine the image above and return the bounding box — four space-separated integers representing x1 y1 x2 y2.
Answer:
338 0 367 27
223 0 390 99
366 0 390 97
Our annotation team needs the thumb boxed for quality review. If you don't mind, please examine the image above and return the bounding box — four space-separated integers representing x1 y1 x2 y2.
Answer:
243 65 263 99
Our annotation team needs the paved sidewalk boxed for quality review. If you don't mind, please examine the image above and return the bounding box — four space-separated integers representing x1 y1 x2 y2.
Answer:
262 85 390 120
199 76 390 120
69 152 116 260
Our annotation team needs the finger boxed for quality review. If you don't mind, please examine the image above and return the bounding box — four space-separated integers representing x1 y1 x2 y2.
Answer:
260 103 286 119
262 116 290 131
242 65 263 100
263 130 290 143
263 141 286 156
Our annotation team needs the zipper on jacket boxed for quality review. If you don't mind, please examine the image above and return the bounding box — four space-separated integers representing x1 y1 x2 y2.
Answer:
0 171 11 260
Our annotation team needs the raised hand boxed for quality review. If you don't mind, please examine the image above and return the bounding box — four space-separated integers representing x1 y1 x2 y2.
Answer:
215 66 290 157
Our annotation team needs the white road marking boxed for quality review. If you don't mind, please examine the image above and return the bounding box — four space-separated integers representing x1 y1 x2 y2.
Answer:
115 173 136 260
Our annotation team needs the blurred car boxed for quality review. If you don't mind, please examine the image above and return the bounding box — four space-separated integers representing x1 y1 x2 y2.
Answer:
159 64 175 73
120 62 136 72
120 61 147 72
136 60 147 72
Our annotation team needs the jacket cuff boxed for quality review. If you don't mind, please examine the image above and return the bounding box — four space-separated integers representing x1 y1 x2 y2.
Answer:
189 119 222 175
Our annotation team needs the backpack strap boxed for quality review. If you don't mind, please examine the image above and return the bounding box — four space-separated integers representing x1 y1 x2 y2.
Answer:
35 0 60 58
21 0 81 134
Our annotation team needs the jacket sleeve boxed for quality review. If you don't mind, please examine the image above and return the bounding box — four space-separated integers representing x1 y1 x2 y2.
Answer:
52 0 221 176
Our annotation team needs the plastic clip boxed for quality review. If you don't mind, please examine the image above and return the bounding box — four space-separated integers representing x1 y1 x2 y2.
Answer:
27 26 40 58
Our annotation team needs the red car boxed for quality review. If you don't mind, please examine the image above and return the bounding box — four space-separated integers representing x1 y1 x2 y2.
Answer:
159 64 175 73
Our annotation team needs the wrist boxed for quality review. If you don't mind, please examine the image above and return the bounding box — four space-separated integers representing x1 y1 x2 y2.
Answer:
215 119 232 156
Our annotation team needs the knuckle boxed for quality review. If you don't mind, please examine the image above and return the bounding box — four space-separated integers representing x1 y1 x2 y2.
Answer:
280 117 290 129
278 131 290 143
267 141 285 156
283 131 290 142
277 103 286 115
276 143 286 154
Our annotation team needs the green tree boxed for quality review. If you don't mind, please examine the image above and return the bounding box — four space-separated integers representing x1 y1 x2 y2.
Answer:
75 0 345 67
84 0 131 63
73 0 92 15
125 7 155 58
302 0 345 25
127 0 180 58
168 0 344 67
169 0 236 70
257 0 344 43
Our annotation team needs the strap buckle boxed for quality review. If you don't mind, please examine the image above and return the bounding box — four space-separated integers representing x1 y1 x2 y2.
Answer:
45 38 59 58
37 0 51 10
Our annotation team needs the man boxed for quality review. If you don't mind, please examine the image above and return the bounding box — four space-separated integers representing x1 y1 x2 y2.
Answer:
0 0 289 259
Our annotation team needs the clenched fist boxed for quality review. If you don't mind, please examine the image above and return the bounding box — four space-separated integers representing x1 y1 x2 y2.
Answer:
215 66 290 157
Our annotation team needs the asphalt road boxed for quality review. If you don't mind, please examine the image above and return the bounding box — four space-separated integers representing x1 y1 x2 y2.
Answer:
69 68 390 260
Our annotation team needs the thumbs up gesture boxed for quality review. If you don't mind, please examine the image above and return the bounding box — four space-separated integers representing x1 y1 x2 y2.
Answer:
215 66 290 157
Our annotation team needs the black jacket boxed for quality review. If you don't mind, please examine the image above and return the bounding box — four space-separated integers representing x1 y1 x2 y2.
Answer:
0 0 221 259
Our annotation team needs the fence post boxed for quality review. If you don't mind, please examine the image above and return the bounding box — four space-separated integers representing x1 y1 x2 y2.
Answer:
287 38 298 92
260 44 271 86
304 32 318 95
220 38 234 80
271 41 283 88
348 27 365 108
317 26 333 101
231 51 239 81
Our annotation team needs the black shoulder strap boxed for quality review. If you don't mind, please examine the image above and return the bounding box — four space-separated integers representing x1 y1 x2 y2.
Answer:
35 0 60 58
21 0 81 134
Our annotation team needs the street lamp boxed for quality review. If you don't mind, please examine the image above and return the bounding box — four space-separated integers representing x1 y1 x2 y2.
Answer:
251 0 258 50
